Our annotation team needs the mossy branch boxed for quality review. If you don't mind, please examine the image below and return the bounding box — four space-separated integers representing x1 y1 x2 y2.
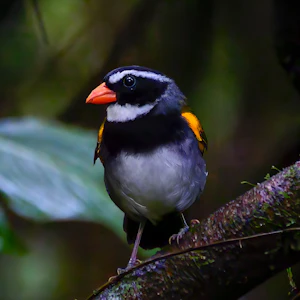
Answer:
89 160 300 300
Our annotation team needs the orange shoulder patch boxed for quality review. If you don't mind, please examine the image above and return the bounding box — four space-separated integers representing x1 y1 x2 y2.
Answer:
94 118 106 164
98 119 105 143
181 111 208 154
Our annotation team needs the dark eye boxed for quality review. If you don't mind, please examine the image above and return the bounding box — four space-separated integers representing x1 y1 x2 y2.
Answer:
123 75 136 88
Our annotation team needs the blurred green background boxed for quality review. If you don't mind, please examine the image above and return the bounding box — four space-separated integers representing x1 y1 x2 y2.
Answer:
0 0 299 299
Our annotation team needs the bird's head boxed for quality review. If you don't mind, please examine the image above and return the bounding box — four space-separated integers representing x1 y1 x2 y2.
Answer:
86 66 186 122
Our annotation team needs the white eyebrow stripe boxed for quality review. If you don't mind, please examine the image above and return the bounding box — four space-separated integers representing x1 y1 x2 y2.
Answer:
108 70 172 84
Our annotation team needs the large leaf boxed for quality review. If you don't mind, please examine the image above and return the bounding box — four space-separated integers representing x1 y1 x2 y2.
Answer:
0 118 123 237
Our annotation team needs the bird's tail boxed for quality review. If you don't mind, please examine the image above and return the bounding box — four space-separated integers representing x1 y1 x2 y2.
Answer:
123 212 185 250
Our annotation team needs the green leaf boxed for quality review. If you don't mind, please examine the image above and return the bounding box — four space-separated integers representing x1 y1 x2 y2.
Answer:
0 117 123 238
0 207 26 254
240 181 256 187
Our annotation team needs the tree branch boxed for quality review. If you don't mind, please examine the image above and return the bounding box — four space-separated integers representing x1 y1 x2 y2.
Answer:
89 160 300 299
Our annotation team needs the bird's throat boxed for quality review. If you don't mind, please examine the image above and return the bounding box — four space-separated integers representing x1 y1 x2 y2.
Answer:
107 102 156 122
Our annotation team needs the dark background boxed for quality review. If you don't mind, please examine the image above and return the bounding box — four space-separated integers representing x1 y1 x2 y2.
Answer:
0 0 299 299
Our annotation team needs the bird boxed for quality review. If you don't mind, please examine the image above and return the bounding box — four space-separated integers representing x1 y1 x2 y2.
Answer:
86 65 207 271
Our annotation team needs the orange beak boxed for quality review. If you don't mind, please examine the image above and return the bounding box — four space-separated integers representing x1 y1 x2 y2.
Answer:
86 82 117 104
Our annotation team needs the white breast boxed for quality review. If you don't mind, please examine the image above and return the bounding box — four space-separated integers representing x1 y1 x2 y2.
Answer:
105 145 205 224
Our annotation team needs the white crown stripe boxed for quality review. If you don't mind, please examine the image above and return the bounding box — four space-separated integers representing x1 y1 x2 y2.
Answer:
107 103 156 122
108 70 171 84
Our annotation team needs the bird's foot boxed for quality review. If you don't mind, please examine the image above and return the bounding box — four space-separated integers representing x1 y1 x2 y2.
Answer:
116 259 142 275
169 220 200 245
190 219 200 226
169 226 189 245
108 259 142 282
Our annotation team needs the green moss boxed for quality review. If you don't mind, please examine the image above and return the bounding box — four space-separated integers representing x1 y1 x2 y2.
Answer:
278 191 291 199
241 181 257 187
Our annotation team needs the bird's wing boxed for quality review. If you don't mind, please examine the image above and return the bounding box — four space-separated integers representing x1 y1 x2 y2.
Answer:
94 118 106 164
181 108 208 154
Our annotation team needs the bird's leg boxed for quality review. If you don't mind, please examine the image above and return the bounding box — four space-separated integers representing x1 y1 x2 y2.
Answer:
181 213 188 227
127 220 145 268
169 213 190 245
115 220 145 276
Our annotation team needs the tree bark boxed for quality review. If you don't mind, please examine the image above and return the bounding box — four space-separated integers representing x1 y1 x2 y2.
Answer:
88 160 300 299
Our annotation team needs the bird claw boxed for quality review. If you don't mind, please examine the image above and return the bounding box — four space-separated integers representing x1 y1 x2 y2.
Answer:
190 219 200 226
117 267 126 275
168 220 200 245
113 259 143 277
108 259 143 282
108 274 118 282
169 226 189 245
